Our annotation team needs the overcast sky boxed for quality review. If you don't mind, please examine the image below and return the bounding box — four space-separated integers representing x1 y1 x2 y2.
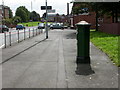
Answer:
0 0 73 16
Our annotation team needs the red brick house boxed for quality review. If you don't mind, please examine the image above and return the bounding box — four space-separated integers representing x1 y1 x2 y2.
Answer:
0 5 10 19
70 2 120 35
47 13 68 23
71 2 113 29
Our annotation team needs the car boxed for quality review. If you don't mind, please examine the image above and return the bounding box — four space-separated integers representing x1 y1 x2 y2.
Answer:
47 23 52 27
16 24 25 30
38 23 45 29
0 25 9 33
64 26 68 29
50 23 64 29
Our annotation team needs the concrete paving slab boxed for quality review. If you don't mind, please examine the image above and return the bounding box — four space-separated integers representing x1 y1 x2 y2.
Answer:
13 62 58 88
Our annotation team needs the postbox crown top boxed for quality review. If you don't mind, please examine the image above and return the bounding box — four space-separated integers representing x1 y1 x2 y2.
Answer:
76 21 90 25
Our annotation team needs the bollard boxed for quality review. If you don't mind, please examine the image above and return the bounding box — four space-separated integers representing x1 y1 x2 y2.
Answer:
33 28 34 37
24 29 26 40
76 21 91 64
9 32 11 46
39 29 40 34
17 29 19 43
4 32 6 48
29 28 30 38
36 29 37 36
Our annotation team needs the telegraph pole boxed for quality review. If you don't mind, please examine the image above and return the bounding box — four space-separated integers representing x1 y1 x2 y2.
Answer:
45 0 48 39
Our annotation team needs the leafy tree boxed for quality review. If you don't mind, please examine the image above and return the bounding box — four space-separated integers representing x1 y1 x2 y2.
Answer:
96 2 120 23
15 6 30 22
72 2 120 31
72 2 91 15
2 18 12 25
20 6 30 21
30 11 40 21
42 13 46 19
12 16 22 24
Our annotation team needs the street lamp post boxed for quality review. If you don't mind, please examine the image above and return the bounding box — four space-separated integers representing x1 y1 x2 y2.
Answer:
45 0 48 39
31 1 33 27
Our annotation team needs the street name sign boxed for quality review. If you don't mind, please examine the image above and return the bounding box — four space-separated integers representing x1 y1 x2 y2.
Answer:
47 9 55 13
41 6 52 10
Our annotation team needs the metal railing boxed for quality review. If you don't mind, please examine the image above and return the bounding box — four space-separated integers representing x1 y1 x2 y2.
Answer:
1 28 44 48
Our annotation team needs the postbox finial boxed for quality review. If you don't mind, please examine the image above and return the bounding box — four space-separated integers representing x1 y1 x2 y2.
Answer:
76 21 90 25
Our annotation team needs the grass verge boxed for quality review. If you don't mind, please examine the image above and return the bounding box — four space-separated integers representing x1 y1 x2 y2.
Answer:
18 22 40 27
18 22 53 27
90 30 119 66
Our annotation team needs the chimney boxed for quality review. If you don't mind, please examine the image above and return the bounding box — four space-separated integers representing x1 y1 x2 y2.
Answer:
67 3 69 15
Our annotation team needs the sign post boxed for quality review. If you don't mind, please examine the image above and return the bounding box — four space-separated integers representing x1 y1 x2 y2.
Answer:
41 2 52 39
45 0 48 39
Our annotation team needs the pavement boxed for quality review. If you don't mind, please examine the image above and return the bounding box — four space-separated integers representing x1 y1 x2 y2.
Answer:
1 29 119 89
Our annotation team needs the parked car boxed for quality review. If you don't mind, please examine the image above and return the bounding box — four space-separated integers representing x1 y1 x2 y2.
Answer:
50 23 64 29
16 24 25 30
0 25 9 33
47 23 52 27
38 23 45 29
64 26 68 29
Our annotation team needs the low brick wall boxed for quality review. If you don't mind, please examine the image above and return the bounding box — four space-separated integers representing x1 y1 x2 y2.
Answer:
6 24 16 28
99 23 120 35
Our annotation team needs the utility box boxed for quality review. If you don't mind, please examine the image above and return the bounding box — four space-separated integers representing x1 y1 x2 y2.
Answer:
76 21 91 64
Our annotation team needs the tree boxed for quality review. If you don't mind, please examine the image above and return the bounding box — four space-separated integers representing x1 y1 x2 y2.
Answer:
96 2 120 23
42 13 46 19
72 2 120 31
15 6 30 22
72 2 91 15
2 18 12 25
12 16 22 24
30 11 40 21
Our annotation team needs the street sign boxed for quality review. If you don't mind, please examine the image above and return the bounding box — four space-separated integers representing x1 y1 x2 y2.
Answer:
41 6 52 10
47 9 55 13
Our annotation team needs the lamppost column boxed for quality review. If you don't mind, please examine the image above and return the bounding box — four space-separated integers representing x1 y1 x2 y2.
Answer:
45 0 48 39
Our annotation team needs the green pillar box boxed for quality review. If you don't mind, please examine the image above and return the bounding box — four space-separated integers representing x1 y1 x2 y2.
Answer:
76 21 91 64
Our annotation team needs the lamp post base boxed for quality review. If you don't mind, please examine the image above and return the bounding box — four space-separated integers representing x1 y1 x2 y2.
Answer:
46 36 48 39
76 56 90 64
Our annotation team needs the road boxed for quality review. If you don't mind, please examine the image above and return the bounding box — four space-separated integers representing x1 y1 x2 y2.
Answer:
0 26 45 48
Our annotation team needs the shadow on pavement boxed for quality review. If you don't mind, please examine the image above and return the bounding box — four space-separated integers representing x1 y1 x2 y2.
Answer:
75 64 95 76
65 32 76 39
1 38 47 64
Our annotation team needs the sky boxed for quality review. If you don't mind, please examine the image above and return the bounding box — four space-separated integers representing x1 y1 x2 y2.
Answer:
0 0 73 17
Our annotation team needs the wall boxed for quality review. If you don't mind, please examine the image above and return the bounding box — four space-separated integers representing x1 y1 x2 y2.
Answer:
73 12 96 29
99 23 120 35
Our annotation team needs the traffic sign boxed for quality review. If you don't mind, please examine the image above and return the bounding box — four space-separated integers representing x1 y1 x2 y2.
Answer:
47 9 55 13
41 6 52 10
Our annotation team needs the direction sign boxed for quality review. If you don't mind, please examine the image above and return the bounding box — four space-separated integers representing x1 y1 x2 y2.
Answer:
41 6 52 10
47 9 55 13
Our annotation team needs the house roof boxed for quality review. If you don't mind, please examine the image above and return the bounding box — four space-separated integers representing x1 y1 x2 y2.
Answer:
0 5 9 9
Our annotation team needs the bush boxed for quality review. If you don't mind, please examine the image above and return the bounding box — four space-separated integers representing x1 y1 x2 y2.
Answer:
12 16 22 24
